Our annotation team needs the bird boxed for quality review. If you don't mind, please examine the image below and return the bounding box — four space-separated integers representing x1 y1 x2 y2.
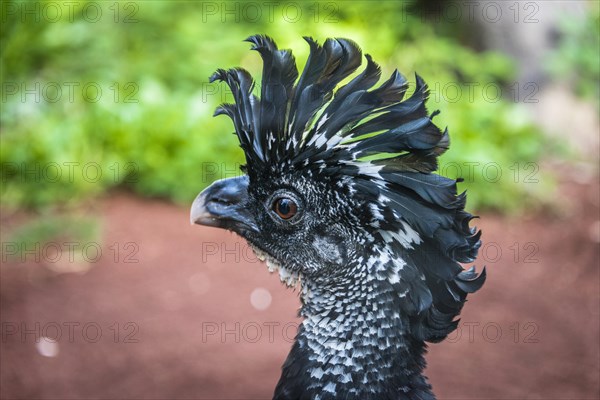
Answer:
191 35 485 400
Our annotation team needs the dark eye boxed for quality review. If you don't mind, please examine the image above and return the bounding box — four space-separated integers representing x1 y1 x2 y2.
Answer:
273 197 298 220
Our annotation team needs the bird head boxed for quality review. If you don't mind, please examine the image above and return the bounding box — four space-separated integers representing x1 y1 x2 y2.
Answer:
192 35 484 339
192 158 378 283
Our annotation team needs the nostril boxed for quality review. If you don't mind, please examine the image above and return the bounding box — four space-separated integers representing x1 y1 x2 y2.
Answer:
208 197 234 206
200 176 248 211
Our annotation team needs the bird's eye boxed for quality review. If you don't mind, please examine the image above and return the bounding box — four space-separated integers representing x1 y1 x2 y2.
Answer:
273 197 298 220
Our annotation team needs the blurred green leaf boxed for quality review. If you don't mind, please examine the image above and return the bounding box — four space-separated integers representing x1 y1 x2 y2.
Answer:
1 0 561 213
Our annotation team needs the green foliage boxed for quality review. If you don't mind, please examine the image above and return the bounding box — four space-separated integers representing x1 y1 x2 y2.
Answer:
1 0 556 212
3 214 100 261
546 6 600 105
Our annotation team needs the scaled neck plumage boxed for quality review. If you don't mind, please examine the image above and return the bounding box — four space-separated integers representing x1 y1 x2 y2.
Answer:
270 247 435 400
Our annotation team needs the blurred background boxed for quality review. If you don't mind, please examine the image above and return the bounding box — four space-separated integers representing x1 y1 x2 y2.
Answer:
1 0 598 398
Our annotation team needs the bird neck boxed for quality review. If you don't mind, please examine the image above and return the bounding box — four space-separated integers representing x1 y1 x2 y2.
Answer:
274 261 435 399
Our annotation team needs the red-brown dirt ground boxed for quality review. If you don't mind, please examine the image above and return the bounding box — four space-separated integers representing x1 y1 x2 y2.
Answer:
1 177 599 399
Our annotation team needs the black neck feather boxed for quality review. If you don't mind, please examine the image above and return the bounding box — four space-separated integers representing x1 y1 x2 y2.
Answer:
273 265 436 400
